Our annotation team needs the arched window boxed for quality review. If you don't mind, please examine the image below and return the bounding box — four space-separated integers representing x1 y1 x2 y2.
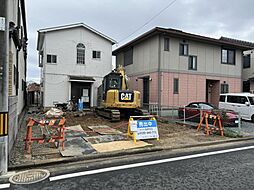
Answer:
77 43 85 64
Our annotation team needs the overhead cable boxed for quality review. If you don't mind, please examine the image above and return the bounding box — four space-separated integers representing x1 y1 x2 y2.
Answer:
117 0 178 45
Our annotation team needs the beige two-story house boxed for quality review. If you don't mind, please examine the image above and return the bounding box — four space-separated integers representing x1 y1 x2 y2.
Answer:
113 27 254 108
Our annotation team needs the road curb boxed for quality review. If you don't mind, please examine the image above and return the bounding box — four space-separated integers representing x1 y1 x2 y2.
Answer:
8 136 254 171
8 146 163 170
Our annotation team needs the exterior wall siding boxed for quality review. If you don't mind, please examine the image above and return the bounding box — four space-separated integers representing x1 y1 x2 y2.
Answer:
242 50 254 92
8 0 27 116
116 35 159 75
128 72 241 107
128 72 158 105
44 73 103 107
160 37 242 78
242 50 254 81
160 72 241 107
43 28 112 77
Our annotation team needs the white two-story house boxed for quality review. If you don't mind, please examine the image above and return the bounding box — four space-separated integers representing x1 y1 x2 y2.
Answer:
37 23 116 108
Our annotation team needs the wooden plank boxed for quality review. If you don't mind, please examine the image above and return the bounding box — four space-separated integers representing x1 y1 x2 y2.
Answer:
91 140 152 153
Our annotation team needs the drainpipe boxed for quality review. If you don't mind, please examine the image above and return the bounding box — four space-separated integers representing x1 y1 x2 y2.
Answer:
16 0 20 96
158 34 162 115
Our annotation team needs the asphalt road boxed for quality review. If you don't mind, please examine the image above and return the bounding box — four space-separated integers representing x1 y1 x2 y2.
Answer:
5 145 254 190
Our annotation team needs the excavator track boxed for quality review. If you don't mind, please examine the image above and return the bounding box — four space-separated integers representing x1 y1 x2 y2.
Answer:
134 109 150 116
95 107 150 121
95 107 121 121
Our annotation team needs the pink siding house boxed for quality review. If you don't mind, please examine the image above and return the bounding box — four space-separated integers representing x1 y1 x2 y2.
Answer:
113 27 253 108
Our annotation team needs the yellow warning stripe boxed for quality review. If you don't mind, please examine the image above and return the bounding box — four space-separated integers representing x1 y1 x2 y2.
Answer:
5 113 8 135
0 114 3 136
0 113 8 136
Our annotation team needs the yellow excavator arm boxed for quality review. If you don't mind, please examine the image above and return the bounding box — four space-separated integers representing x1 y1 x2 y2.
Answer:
116 65 128 90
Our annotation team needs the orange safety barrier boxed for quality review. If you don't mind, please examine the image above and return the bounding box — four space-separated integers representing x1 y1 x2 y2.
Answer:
24 117 65 154
197 112 224 136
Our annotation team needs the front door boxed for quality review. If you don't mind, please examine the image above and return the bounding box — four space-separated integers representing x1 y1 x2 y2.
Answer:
143 77 150 106
206 80 220 106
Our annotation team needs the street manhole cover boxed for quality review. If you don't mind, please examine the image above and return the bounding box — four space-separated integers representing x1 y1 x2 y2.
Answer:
9 169 50 184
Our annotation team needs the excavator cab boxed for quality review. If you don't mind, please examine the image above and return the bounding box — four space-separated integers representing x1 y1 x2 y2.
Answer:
102 72 122 101
103 72 122 91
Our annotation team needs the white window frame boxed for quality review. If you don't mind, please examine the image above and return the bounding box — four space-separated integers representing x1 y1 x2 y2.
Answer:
77 43 85 64
92 50 101 59
189 55 197 70
47 54 57 64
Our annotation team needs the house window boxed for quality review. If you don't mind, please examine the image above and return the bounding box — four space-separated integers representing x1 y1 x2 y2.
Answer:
243 81 250 92
47 54 57 64
179 43 188 56
92 51 101 59
77 43 85 64
188 56 197 70
39 51 43 66
173 78 179 94
164 37 170 51
243 54 250 68
221 48 235 65
221 83 229 93
124 48 133 66
22 79 26 91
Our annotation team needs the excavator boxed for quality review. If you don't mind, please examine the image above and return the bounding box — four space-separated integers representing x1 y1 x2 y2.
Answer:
96 66 147 121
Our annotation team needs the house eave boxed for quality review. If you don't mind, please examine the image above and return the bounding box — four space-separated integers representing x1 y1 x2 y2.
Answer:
113 27 254 55
37 23 116 45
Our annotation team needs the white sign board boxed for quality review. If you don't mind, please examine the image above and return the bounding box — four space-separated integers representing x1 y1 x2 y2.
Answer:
131 120 159 140
82 89 89 97
82 96 89 103
129 120 137 131
0 17 5 31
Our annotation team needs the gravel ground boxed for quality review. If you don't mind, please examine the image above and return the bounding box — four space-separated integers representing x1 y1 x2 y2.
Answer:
9 107 253 167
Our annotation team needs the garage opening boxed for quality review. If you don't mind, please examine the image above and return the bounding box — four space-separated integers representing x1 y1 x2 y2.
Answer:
69 76 95 109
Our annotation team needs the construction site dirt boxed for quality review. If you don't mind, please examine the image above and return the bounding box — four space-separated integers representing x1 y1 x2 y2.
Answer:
9 107 244 169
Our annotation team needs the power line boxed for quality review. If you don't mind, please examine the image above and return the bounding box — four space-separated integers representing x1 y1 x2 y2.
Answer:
117 0 178 45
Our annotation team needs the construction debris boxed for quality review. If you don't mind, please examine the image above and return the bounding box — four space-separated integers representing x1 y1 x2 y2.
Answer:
83 134 125 144
45 108 63 118
60 137 95 157
65 125 88 138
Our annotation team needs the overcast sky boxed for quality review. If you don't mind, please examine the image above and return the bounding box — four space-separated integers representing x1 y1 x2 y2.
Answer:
26 0 254 82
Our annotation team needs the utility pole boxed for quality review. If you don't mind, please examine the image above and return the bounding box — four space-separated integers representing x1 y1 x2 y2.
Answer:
0 0 9 175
